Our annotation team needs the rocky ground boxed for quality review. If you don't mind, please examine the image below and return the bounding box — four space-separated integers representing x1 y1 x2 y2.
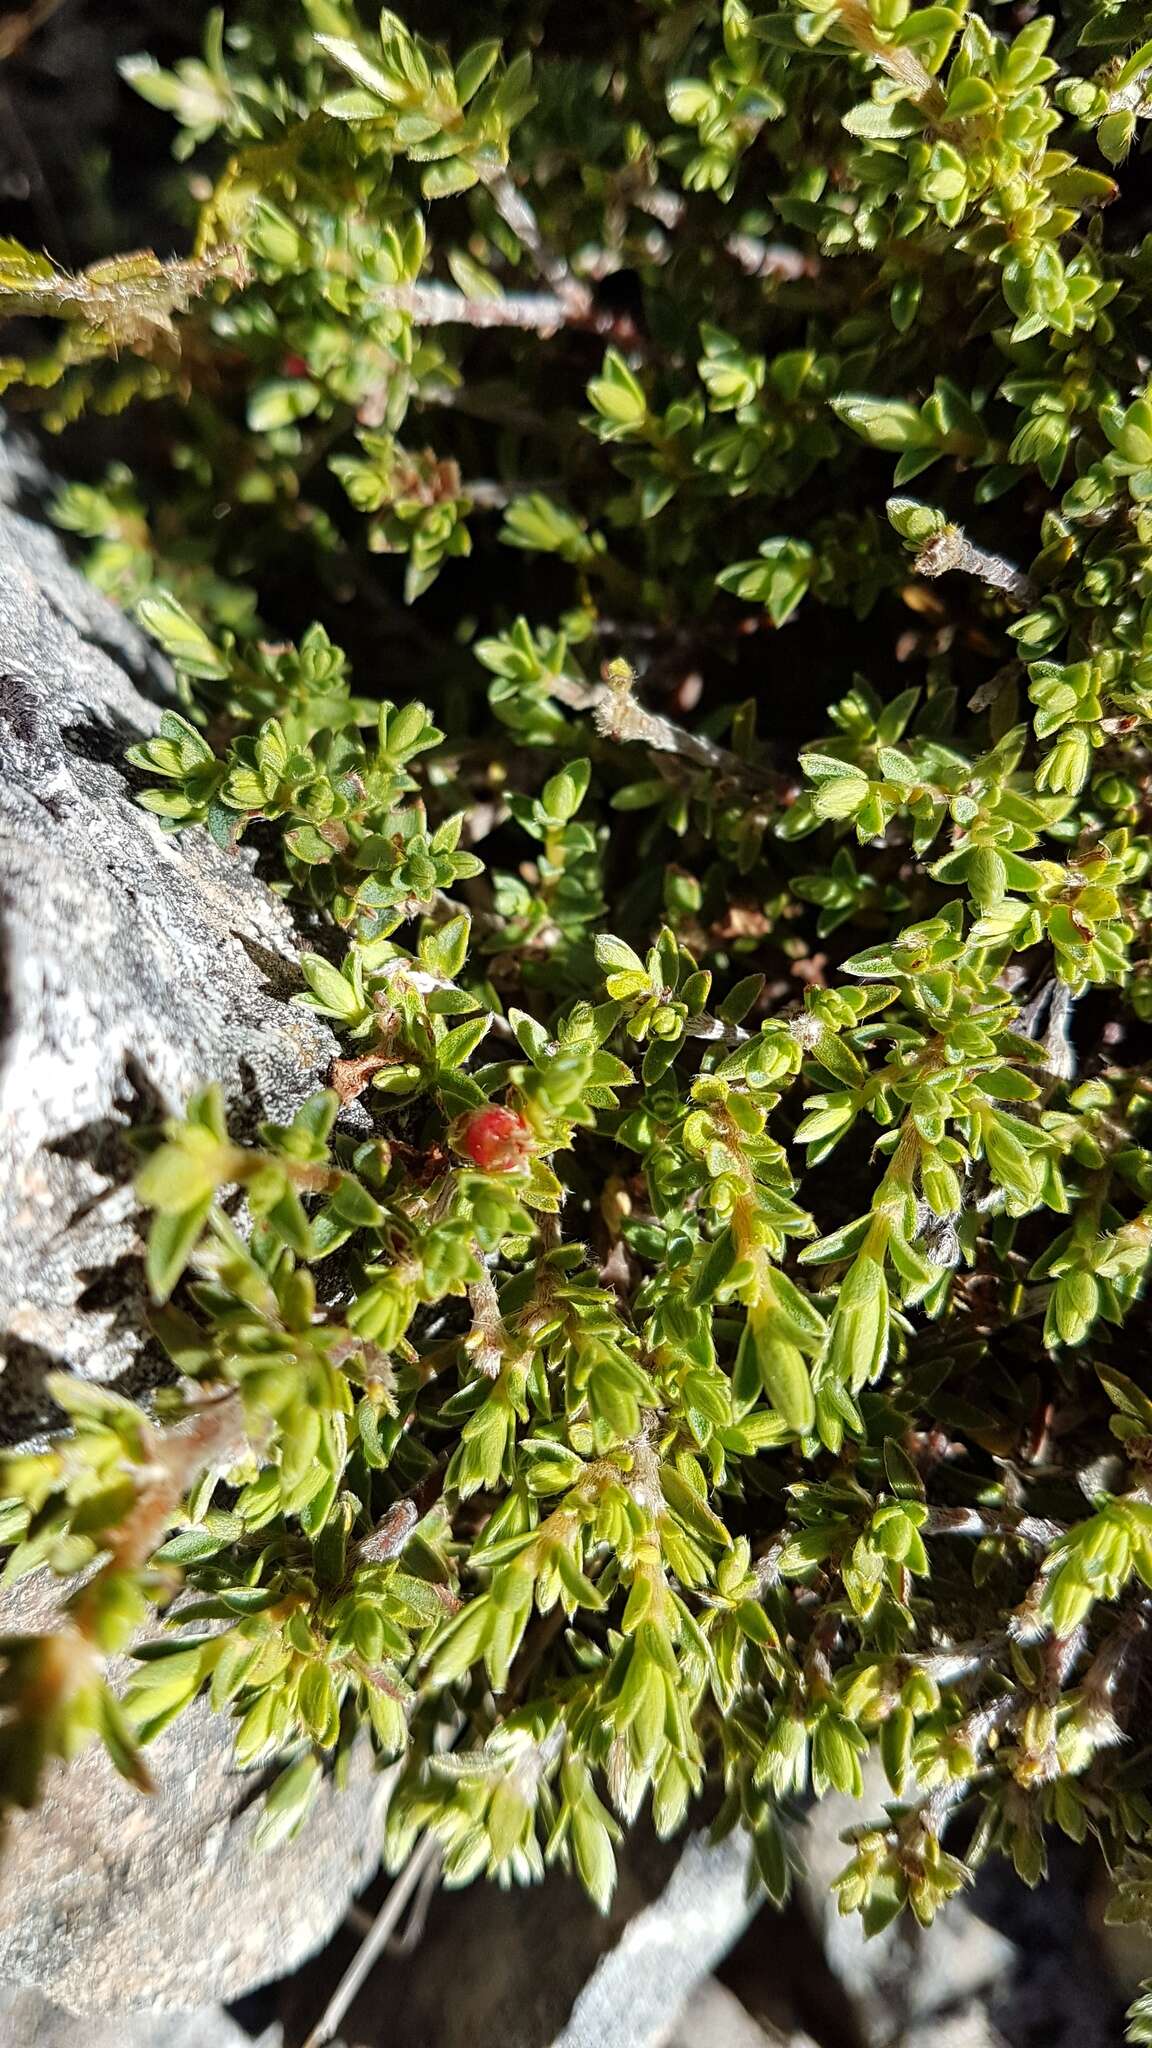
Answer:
0 1795 1138 2048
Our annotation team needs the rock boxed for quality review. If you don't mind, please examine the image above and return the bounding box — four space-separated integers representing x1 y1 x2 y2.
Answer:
901 1898 1015 2030
0 1983 273 2048
660 1978 816 2048
973 1838 1128 2048
0 428 173 694
900 2008 1008 2048
793 1767 1013 2046
0 455 388 2012
0 449 341 1439
552 1830 760 2048
271 1819 761 2048
0 1630 389 2013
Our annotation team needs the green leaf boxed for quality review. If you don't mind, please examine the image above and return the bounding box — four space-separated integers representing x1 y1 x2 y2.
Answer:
437 1016 491 1070
247 379 321 432
136 594 229 681
315 33 400 104
299 953 362 1019
832 396 932 452
253 1754 322 1851
842 98 921 139
595 934 645 975
145 1197 213 1302
587 350 647 430
152 1527 228 1563
739 1314 814 1434
456 39 501 104
717 538 814 625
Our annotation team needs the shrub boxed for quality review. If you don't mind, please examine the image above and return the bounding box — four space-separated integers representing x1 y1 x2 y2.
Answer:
5 0 1152 2018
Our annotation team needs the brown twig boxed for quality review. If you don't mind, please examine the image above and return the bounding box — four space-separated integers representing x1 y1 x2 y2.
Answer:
0 0 64 61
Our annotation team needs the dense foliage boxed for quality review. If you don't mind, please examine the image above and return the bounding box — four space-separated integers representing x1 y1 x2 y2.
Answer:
5 0 1152 2017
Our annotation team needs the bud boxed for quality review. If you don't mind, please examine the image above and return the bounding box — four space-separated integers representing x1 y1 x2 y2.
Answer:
457 1105 533 1172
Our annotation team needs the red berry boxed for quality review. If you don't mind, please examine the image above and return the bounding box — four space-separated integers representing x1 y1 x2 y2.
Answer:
281 352 309 378
460 1105 532 1173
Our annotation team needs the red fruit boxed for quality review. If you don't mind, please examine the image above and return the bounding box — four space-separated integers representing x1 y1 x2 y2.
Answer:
282 352 309 378
460 1105 532 1173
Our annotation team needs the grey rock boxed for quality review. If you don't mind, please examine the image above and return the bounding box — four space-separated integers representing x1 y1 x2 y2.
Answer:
901 1900 1013 2028
0 458 341 1438
974 1842 1127 2048
0 1983 272 2048
900 2007 1008 2048
553 1830 759 2048
794 1768 1013 2046
0 431 169 694
660 1978 816 2048
279 1821 760 2048
0 463 389 2012
0 1636 389 2013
